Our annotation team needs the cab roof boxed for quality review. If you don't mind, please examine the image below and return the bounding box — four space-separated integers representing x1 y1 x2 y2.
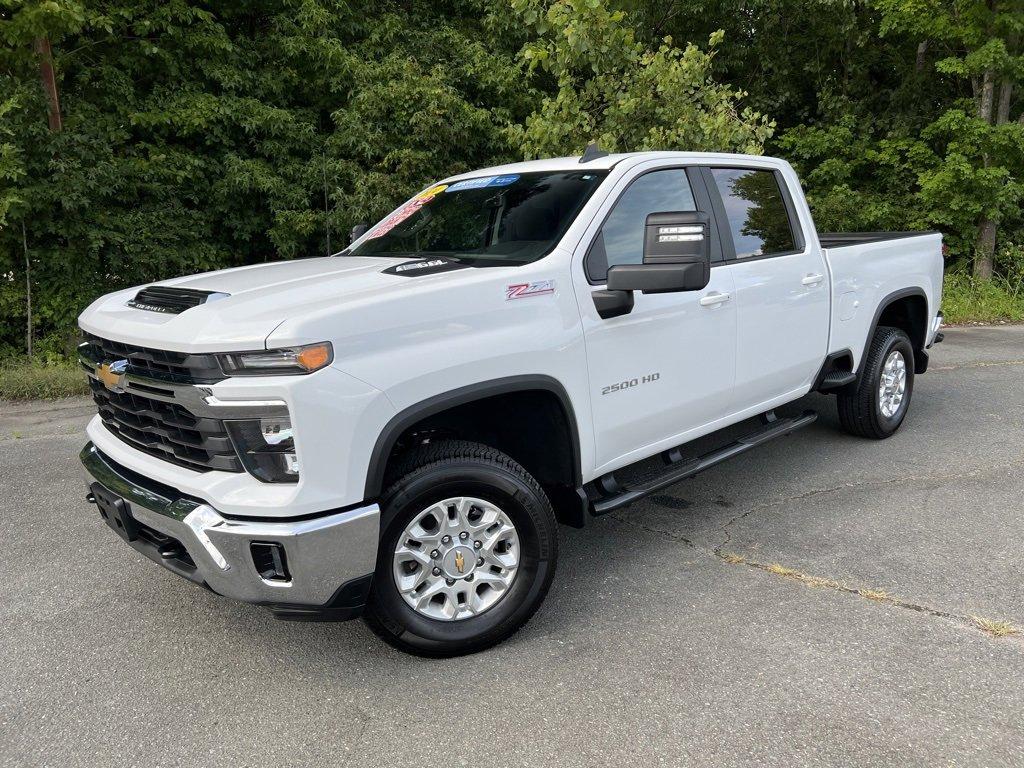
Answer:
439 151 779 184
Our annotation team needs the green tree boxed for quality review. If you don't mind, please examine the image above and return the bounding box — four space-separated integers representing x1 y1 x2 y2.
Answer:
509 0 773 156
0 94 24 226
873 0 1024 278
0 0 532 358
622 0 931 132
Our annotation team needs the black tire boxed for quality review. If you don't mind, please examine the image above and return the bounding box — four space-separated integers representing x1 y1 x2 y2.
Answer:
363 440 558 657
837 326 915 439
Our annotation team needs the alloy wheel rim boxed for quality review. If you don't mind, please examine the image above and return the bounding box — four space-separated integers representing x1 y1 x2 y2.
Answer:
392 496 520 621
878 349 907 418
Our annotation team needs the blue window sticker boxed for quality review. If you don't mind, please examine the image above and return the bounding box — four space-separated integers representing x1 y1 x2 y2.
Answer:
446 174 520 192
488 174 520 186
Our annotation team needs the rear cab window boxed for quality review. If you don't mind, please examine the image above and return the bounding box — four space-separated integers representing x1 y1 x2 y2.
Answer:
705 168 800 259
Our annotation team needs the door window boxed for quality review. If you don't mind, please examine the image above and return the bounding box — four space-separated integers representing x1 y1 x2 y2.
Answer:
708 168 796 259
587 169 697 281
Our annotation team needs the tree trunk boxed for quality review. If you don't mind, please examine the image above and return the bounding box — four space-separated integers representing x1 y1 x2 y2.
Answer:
322 151 331 257
34 37 62 132
974 219 996 280
996 81 1012 124
978 70 995 121
973 70 996 279
22 222 33 359
915 40 929 73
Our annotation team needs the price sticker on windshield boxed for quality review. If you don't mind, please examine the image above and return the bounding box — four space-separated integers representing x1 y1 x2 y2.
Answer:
365 185 447 239
446 175 520 193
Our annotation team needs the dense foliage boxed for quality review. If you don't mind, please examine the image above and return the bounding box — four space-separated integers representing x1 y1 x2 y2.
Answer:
0 0 536 358
1 0 1022 359
510 0 773 155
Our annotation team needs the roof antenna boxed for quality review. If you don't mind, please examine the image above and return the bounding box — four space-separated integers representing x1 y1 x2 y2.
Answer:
579 142 609 163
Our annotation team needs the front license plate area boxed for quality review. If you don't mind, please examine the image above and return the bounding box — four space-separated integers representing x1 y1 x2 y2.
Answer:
91 482 140 542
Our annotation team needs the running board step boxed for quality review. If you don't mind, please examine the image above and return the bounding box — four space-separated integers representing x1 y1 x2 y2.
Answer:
819 370 856 389
590 410 818 515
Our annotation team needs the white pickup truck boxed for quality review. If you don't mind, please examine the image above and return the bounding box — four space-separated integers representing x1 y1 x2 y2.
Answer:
78 150 944 656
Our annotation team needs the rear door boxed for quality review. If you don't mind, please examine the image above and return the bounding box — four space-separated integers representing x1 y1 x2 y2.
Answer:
574 165 737 473
702 166 829 410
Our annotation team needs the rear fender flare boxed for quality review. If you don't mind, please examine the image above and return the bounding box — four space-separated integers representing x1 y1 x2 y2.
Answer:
856 287 929 380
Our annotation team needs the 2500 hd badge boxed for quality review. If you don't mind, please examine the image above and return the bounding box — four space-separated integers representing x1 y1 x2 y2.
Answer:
602 372 661 395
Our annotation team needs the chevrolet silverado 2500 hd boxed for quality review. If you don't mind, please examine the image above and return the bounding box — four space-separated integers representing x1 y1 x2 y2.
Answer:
79 151 944 656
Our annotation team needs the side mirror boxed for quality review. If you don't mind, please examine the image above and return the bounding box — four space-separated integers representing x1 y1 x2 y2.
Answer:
349 223 369 244
642 210 711 273
611 210 712 293
607 261 707 293
592 211 712 319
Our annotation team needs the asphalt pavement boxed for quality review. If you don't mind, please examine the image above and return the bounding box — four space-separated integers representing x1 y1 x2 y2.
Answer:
1 326 1022 767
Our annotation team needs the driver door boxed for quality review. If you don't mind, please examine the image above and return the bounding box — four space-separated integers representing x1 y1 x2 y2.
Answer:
574 166 737 474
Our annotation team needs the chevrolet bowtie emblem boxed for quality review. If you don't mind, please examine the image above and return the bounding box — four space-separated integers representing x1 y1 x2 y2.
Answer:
454 551 465 574
96 360 128 393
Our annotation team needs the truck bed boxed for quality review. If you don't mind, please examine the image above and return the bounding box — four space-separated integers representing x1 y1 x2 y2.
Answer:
821 230 944 371
818 231 941 249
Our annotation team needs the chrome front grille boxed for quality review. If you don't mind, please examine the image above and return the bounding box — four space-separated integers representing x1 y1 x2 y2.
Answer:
80 332 225 384
87 378 244 473
80 334 245 473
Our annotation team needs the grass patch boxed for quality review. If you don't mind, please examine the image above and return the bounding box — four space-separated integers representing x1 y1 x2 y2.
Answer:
0 360 90 401
762 563 840 589
765 563 802 578
720 552 1022 641
856 588 890 601
971 616 1022 638
942 271 1024 324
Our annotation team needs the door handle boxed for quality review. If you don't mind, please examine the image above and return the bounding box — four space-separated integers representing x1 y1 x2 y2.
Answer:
801 273 824 286
699 291 731 307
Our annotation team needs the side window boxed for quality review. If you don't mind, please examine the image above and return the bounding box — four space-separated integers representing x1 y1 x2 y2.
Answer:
586 169 696 282
707 168 796 259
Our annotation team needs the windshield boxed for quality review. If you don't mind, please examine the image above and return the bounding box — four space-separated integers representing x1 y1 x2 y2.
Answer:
345 170 607 266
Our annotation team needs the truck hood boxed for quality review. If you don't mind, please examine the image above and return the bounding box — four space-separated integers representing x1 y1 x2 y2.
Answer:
78 256 453 352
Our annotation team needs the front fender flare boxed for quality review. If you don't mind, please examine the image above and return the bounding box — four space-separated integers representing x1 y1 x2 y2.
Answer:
362 374 583 501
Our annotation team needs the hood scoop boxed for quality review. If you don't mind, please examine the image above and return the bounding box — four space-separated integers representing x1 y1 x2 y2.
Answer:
127 285 230 314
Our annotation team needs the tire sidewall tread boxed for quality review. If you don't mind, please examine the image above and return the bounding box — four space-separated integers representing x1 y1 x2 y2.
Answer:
837 326 915 439
364 440 558 657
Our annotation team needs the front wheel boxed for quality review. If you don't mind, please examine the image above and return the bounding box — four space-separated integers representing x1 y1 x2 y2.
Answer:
364 440 558 657
837 326 915 439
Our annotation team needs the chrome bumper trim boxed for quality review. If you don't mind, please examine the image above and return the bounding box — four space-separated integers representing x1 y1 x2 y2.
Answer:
81 443 379 607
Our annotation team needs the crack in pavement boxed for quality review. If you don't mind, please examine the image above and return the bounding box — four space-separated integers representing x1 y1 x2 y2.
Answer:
716 555 1023 642
931 359 1024 371
714 456 1024 553
0 430 83 443
611 457 1024 644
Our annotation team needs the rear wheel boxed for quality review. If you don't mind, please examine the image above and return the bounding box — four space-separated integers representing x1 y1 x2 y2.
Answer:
837 326 915 439
364 440 558 657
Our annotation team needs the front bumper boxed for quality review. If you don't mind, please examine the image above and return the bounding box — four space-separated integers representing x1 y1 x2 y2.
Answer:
81 442 379 620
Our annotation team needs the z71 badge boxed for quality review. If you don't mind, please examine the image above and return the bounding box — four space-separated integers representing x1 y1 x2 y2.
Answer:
506 280 555 300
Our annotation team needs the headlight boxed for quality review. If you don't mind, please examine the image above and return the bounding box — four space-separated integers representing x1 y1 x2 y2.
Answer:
219 342 333 376
226 417 300 483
